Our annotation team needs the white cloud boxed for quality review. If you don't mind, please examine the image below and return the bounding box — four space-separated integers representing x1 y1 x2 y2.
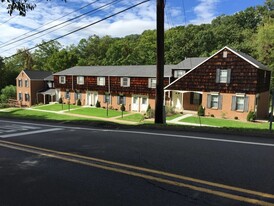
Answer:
0 0 157 57
189 0 220 24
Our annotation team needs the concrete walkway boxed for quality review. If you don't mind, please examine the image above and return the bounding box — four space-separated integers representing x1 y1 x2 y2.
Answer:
0 107 216 127
25 107 139 125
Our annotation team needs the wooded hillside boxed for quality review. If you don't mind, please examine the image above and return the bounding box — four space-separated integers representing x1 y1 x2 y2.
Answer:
0 0 273 89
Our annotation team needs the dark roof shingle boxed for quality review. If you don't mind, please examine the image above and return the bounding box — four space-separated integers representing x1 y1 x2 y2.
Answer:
24 70 52 80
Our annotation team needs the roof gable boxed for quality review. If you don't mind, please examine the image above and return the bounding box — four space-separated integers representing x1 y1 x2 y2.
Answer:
165 46 270 90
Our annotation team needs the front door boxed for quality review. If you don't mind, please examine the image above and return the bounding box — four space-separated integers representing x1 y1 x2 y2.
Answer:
91 92 98 106
173 91 182 110
132 96 139 112
86 92 91 106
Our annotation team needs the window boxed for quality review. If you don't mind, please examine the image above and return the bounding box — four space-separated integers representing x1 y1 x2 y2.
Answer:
174 70 185 78
25 79 29 87
121 77 130 87
18 93 22 101
148 78 156 88
223 51 228 58
232 94 248 111
65 90 70 99
207 94 222 109
117 95 126 105
190 92 202 105
59 76 66 84
142 97 148 105
25 93 30 102
104 93 111 103
18 79 22 87
236 97 245 111
97 77 105 86
211 95 219 108
77 76 84 85
75 91 81 100
216 69 231 83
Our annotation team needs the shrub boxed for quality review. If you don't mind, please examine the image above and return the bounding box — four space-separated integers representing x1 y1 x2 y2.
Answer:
96 100 101 108
247 111 256 122
77 99 81 106
145 104 155 119
197 105 205 116
58 97 63 104
210 114 215 117
165 105 176 116
234 116 239 120
120 104 125 112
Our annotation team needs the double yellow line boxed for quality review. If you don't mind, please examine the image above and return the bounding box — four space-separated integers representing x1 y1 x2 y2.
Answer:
0 139 273 205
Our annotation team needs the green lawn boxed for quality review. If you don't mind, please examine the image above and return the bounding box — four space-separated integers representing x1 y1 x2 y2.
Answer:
117 113 144 122
0 108 88 121
180 116 269 129
33 104 80 111
67 107 127 118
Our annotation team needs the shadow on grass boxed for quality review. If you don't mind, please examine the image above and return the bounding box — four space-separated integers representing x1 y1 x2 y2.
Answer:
0 109 273 137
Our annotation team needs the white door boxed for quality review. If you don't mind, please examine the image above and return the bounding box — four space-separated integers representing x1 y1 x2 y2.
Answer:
56 89 60 101
174 91 182 110
91 92 98 106
86 92 91 106
132 96 139 112
140 96 148 112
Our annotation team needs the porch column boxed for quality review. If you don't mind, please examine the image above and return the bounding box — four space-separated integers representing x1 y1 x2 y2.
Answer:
43 94 46 104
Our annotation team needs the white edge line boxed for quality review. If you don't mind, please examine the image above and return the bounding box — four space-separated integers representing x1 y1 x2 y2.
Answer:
0 120 273 147
0 128 63 138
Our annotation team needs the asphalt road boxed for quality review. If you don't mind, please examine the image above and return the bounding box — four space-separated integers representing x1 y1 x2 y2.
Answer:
0 118 274 206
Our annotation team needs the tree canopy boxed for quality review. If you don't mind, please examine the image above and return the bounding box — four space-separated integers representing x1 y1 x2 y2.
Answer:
1 0 274 88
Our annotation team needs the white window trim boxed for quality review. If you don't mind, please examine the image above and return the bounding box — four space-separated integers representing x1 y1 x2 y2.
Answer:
148 78 156 88
121 77 130 87
77 76 84 85
59 76 66 84
97 77 105 86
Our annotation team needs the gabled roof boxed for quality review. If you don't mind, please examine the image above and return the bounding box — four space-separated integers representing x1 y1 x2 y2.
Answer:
232 49 269 71
23 70 53 80
164 46 270 90
177 57 207 70
54 65 176 78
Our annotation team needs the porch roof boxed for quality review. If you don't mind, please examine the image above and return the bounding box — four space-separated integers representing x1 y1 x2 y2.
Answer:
38 89 56 96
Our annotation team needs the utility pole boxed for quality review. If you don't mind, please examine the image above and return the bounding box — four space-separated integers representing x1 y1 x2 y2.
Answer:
155 0 165 124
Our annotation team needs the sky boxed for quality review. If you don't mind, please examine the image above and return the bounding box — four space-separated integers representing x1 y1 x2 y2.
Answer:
0 0 266 57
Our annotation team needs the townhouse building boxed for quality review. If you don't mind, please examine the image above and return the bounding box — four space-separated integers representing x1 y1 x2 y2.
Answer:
165 47 271 120
16 46 271 120
16 70 52 107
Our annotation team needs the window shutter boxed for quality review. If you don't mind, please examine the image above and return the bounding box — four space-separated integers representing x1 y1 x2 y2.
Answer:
207 94 211 108
123 96 126 105
227 69 231 84
199 94 202 105
218 95 223 109
148 78 151 88
244 96 249 112
117 96 120 104
120 78 123 87
216 69 220 83
127 78 130 87
231 96 236 111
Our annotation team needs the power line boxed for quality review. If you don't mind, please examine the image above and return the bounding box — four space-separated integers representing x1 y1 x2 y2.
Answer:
0 0 100 47
0 0 122 51
0 0 123 54
5 0 150 59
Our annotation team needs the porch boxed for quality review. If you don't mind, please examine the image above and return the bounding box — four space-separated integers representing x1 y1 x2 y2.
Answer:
165 90 203 113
